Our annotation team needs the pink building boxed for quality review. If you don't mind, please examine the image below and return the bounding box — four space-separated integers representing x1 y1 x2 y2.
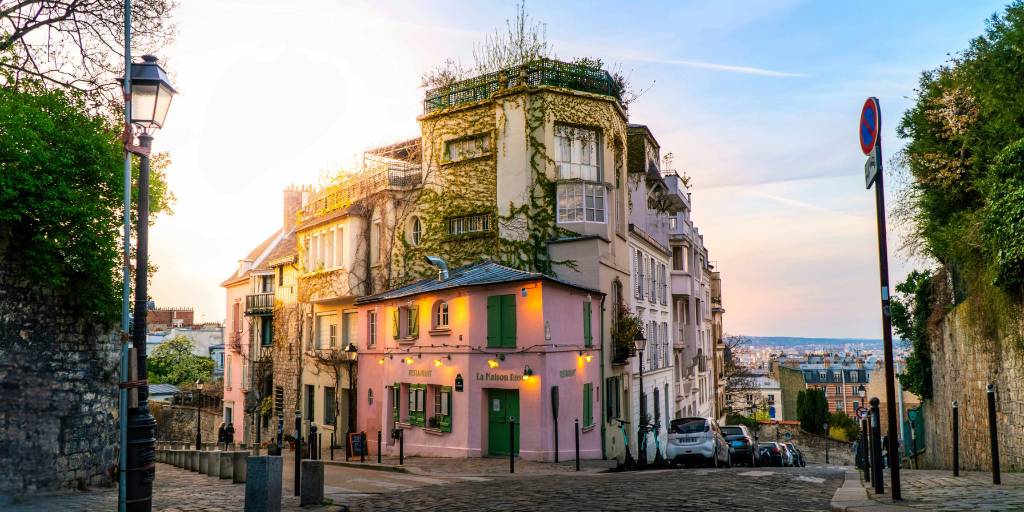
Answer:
355 261 604 461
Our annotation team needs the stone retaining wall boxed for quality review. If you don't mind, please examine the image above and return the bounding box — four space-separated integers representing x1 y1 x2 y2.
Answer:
0 253 120 498
918 303 1024 472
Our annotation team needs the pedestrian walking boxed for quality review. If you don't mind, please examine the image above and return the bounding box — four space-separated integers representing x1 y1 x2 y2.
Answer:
225 422 235 448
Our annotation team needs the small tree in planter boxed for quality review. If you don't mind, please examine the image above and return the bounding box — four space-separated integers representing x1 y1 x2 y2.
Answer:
611 305 642 364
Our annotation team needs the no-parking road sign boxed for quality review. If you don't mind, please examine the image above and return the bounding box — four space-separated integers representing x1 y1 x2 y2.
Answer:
860 97 880 155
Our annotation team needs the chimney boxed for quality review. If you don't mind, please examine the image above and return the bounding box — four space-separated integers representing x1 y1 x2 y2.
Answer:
283 186 303 231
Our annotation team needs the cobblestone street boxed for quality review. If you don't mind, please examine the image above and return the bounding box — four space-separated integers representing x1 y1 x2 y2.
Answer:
7 462 846 511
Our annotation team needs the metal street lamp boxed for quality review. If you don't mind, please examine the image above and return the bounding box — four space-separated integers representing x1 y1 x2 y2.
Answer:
123 54 176 512
633 329 647 467
824 421 831 464
194 380 204 450
858 384 867 400
345 344 358 434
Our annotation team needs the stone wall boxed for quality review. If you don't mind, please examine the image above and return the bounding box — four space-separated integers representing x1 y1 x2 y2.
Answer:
757 423 855 466
918 304 1024 472
150 402 223 445
0 257 120 498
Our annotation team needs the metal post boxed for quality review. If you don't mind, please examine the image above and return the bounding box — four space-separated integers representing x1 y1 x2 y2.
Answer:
637 349 646 468
554 413 559 464
126 132 156 512
952 401 959 477
277 416 283 453
195 402 202 450
345 429 351 461
870 398 884 495
119 5 133 509
509 416 516 474
377 430 382 464
330 432 334 461
987 384 1000 485
868 120 901 499
825 422 830 465
398 429 404 465
575 418 581 471
861 418 871 483
909 418 917 469
293 410 301 497
318 433 323 460
360 431 366 463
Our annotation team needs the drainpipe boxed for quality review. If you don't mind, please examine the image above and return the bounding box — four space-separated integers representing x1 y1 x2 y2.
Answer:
599 294 607 460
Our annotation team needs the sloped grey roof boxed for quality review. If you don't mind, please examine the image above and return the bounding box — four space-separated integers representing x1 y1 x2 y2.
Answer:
355 261 602 305
149 383 180 395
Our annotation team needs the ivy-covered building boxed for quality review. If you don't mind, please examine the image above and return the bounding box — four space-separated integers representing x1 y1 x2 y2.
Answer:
221 58 725 463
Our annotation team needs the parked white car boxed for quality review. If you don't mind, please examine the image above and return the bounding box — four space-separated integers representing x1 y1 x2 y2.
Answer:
666 417 732 468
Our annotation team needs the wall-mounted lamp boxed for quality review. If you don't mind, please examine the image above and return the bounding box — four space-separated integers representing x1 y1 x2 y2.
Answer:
523 365 534 380
487 359 500 369
403 357 415 365
378 357 385 365
579 351 593 363
521 287 527 297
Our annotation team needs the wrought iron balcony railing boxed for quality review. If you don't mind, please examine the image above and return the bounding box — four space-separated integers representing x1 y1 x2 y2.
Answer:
423 59 621 114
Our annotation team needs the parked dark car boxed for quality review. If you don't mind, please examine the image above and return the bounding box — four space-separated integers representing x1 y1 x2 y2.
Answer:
784 442 806 467
758 442 784 467
722 425 759 466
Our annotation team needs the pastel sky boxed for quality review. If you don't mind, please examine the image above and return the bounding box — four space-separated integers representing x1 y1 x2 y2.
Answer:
148 0 1007 338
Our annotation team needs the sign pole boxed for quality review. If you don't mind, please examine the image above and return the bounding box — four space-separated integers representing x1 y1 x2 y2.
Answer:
862 97 901 499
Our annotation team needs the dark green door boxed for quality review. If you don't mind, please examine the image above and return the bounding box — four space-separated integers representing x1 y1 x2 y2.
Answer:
487 389 520 455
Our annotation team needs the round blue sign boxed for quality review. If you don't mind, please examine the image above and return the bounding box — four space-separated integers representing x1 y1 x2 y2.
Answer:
860 97 880 155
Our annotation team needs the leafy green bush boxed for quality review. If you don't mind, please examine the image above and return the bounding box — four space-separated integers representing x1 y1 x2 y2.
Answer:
983 140 1024 294
149 336 215 386
828 412 859 442
891 270 935 399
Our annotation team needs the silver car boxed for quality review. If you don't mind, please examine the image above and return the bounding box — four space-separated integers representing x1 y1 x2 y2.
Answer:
666 417 732 468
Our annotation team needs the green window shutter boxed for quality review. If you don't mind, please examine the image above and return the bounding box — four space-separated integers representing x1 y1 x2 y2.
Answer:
393 383 400 422
440 386 452 432
583 383 593 427
392 308 399 339
500 294 516 347
409 305 420 338
486 296 501 347
583 301 592 347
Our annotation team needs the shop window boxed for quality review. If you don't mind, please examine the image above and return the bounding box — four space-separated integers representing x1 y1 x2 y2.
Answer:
430 385 452 432
486 294 516 348
392 304 420 340
408 384 426 427
583 382 594 428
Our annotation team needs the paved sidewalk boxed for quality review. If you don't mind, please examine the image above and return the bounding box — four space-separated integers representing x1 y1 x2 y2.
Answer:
832 468 1024 511
5 463 344 512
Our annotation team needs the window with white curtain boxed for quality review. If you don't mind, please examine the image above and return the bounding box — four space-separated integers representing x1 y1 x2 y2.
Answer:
554 126 600 181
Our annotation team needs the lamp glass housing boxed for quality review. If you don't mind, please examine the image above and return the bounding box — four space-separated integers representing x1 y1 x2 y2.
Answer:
633 331 647 352
128 55 176 130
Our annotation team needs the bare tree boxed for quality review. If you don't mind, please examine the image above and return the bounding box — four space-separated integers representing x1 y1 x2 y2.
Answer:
0 0 175 111
721 335 764 416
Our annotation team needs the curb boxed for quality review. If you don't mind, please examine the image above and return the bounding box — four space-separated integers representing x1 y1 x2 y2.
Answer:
830 470 914 512
322 460 411 474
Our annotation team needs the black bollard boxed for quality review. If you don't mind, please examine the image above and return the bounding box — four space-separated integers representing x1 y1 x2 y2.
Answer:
361 431 366 463
510 416 516 474
318 432 323 460
345 429 351 461
399 428 404 465
378 431 382 464
575 418 580 472
987 384 1000 485
861 418 871 483
294 411 301 497
952 401 959 477
870 398 884 495
331 432 335 461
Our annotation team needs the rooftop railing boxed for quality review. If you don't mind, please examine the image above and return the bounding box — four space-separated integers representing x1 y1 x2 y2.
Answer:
423 59 621 114
299 157 422 221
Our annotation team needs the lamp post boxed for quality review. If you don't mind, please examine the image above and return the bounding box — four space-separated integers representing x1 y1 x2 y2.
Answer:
824 421 830 464
123 54 176 512
344 344 358 435
633 329 647 467
194 380 204 450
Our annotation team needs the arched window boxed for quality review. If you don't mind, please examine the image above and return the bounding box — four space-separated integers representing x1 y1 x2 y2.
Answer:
433 300 449 330
411 217 422 246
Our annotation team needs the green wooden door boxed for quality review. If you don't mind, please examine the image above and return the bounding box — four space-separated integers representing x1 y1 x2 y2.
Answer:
487 389 520 455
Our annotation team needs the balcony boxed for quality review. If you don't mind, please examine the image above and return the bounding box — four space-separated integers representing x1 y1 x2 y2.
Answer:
670 271 693 296
423 59 621 114
299 157 422 222
245 293 274 316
